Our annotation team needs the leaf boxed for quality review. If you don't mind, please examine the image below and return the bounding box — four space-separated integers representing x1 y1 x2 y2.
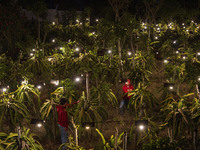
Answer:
178 109 188 124
96 128 106 150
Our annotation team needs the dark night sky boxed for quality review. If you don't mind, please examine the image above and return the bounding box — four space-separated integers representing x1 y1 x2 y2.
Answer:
45 0 109 10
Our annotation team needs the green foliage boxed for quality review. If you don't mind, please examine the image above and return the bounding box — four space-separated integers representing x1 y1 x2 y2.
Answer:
59 136 85 150
74 92 108 128
23 56 50 81
142 137 176 150
0 127 44 150
129 51 153 86
161 93 193 139
15 83 40 114
129 83 158 118
90 82 118 106
95 128 124 150
0 92 29 130
59 78 76 100
185 60 200 82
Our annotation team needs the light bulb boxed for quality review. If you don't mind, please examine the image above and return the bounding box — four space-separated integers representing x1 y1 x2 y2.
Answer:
139 125 144 130
164 59 168 63
85 126 90 130
37 85 42 89
48 58 52 61
75 77 81 82
2 88 7 92
128 52 132 56
75 47 80 51
37 123 42 128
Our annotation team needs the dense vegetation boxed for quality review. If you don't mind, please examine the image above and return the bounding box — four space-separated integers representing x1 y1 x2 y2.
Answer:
1 0 200 149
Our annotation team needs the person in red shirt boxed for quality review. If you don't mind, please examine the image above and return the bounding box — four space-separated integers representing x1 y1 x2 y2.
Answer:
56 98 79 149
119 79 134 115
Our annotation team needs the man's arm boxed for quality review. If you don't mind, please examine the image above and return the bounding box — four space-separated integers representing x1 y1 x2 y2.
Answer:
67 100 81 108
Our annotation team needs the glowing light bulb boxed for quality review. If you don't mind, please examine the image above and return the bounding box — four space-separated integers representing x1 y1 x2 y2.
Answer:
176 51 179 54
85 126 90 130
96 19 99 22
75 47 80 51
52 39 55 42
169 86 174 90
30 53 34 56
108 50 112 54
182 23 185 26
32 49 35 51
52 22 55 25
155 36 158 39
37 85 42 89
182 56 186 60
37 123 42 128
75 77 81 82
48 58 52 61
128 52 132 56
164 59 168 63
139 125 144 130
197 52 200 56
2 88 7 92
173 40 177 44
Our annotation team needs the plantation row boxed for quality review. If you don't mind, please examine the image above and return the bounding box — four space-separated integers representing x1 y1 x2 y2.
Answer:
1 0 200 149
